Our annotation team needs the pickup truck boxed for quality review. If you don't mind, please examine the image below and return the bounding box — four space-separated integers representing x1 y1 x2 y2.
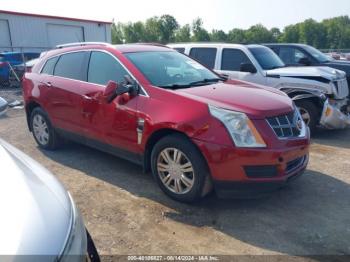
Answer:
264 43 350 89
168 43 350 132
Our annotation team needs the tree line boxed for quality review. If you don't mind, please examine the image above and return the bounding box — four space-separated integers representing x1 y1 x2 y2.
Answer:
111 15 350 49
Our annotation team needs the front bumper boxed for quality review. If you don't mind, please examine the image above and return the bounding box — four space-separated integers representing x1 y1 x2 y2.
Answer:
320 99 350 129
193 138 309 198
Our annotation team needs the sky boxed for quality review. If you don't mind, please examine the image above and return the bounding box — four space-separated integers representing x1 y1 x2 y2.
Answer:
1 0 350 32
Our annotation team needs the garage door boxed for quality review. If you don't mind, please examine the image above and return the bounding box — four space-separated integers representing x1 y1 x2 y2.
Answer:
47 24 84 47
0 19 11 50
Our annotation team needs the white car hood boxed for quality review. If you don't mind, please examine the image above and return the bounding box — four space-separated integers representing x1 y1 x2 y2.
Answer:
0 139 71 257
266 66 346 81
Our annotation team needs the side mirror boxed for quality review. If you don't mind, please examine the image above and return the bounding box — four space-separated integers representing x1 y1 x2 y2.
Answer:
298 57 311 66
102 81 118 103
240 63 257 73
103 76 139 104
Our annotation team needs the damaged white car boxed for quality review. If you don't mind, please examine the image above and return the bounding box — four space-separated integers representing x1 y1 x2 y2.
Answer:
169 43 350 132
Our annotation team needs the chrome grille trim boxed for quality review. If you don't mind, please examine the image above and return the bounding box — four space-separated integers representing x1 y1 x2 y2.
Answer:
266 109 306 139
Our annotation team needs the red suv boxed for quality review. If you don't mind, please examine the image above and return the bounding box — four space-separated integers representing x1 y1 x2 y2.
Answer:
23 43 310 202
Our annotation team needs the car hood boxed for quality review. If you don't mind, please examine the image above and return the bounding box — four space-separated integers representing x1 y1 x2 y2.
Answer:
177 82 294 119
0 139 71 256
266 66 346 81
324 60 350 74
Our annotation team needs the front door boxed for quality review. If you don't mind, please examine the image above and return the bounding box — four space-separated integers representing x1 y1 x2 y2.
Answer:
217 48 265 85
80 51 140 154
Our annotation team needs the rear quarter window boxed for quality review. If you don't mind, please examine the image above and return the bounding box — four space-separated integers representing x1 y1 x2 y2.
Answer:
189 47 217 69
41 56 59 75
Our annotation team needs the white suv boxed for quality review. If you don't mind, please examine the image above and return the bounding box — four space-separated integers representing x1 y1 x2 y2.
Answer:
168 43 350 132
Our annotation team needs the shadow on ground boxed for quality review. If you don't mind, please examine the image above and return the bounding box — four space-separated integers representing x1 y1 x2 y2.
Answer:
41 142 350 258
312 128 350 149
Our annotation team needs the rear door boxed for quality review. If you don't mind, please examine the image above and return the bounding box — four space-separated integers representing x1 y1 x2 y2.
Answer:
44 51 90 134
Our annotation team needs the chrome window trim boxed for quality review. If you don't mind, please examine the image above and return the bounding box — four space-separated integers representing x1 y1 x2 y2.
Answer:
39 49 149 97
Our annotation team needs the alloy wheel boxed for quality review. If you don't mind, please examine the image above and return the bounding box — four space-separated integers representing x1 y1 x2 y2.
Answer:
32 114 50 145
157 148 195 194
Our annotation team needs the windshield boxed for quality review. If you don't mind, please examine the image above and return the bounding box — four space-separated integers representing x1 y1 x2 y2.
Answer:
249 46 285 70
303 45 331 63
125 51 220 89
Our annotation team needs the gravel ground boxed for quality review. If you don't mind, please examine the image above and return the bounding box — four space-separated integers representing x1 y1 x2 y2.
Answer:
0 90 350 261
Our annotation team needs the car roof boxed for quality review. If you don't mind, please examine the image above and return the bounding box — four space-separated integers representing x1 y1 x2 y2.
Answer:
168 42 268 50
42 43 173 59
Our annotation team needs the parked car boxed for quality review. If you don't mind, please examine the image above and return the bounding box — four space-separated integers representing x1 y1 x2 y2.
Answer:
22 42 310 202
0 97 8 116
264 44 350 89
169 43 350 131
0 138 99 261
0 52 40 86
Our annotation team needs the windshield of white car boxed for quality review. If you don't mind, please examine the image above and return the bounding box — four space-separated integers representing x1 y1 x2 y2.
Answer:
125 51 221 89
249 47 286 70
303 45 332 63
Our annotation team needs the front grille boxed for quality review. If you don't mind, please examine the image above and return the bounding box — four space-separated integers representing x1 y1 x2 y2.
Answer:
266 110 303 139
334 79 349 99
286 156 305 173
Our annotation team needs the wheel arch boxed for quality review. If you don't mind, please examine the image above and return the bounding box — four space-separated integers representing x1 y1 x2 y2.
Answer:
280 88 326 109
25 100 42 131
143 128 208 173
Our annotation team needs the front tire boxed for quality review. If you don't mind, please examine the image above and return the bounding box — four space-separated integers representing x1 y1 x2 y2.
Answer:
295 100 319 134
151 134 211 203
30 107 62 150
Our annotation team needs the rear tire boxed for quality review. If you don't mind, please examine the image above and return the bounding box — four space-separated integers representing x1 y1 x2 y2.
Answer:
295 100 319 134
151 134 211 203
30 107 62 150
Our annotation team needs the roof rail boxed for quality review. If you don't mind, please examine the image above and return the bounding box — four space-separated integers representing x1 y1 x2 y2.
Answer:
55 42 112 49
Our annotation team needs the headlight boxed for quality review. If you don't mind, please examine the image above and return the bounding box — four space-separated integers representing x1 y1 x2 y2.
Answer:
59 193 87 262
209 105 266 148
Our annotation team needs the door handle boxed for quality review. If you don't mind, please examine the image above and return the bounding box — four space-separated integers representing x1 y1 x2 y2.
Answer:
40 81 52 87
82 95 95 101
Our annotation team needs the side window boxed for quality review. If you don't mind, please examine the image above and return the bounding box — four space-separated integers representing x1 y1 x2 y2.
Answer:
88 51 128 86
279 47 307 65
174 48 185 54
41 56 59 75
189 48 217 69
221 49 250 71
54 52 88 81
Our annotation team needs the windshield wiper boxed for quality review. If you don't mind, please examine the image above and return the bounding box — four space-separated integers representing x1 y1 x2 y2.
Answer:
158 77 225 89
158 84 191 89
188 78 224 86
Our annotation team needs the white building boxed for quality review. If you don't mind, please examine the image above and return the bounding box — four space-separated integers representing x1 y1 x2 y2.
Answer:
0 10 112 52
